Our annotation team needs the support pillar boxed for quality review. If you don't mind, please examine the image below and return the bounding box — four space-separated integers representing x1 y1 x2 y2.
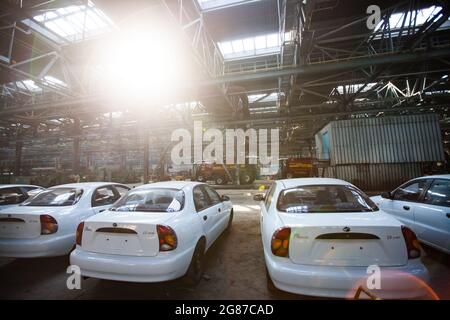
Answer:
14 130 23 177
143 131 149 183
73 118 81 172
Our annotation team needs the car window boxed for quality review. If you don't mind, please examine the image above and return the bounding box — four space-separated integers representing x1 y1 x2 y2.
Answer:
111 188 184 212
22 187 44 198
22 188 83 206
423 179 450 207
265 184 276 210
193 186 209 212
0 187 25 205
92 186 118 207
277 184 378 213
114 185 130 197
203 185 221 205
393 179 429 202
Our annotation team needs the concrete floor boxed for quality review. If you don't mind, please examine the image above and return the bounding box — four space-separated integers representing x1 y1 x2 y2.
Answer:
0 189 448 300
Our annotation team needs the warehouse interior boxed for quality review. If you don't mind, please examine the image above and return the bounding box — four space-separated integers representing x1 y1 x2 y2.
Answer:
0 0 449 300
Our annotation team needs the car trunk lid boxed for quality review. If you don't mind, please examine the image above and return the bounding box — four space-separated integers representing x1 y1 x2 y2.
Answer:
81 211 175 257
0 206 66 239
279 212 408 267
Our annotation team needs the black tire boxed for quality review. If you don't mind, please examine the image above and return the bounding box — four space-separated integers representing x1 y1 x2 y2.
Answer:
266 267 280 293
185 240 206 285
226 210 233 233
215 176 226 185
239 173 252 185
197 175 205 182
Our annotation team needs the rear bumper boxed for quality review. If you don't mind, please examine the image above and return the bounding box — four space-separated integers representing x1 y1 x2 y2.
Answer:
0 233 74 258
265 251 431 299
70 244 196 283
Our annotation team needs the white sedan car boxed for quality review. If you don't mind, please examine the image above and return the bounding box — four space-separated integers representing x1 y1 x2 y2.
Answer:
0 184 45 210
371 175 450 254
70 181 233 284
0 182 130 258
256 178 430 299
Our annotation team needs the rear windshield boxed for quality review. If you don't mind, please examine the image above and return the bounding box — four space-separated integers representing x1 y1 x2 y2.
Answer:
22 188 83 206
110 188 184 213
277 185 378 213
0 187 26 205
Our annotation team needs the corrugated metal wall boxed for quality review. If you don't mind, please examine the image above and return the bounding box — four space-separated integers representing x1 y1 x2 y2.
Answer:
324 163 423 191
322 114 444 165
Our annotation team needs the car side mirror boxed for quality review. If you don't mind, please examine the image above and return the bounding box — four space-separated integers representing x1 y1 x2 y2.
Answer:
381 192 393 199
221 195 230 202
253 193 265 201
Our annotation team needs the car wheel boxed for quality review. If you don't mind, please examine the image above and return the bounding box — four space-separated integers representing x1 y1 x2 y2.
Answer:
266 267 280 293
226 210 233 233
215 176 226 185
239 173 252 185
185 240 205 285
197 175 205 182
286 173 293 179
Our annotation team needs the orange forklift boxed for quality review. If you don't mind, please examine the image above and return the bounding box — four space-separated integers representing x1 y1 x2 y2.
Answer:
280 157 318 179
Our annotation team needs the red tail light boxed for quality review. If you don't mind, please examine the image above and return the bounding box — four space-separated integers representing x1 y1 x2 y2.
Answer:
157 225 178 251
76 222 84 246
401 226 421 259
40 215 58 235
271 227 291 257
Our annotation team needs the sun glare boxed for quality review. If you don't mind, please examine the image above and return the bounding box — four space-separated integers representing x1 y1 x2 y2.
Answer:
98 27 187 104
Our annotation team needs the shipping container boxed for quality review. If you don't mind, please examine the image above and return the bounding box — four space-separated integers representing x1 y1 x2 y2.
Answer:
315 114 444 165
315 114 445 191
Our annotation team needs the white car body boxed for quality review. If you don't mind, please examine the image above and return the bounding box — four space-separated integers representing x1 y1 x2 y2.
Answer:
0 184 45 210
259 178 430 299
371 175 450 254
70 181 233 283
0 182 130 258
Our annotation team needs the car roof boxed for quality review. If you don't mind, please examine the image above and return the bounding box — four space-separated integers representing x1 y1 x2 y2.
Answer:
135 181 203 190
415 174 450 180
49 182 123 189
278 178 351 189
0 184 43 189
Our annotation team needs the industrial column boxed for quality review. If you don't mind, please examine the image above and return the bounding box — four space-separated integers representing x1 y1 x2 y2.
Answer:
14 128 23 177
73 118 81 173
143 130 149 183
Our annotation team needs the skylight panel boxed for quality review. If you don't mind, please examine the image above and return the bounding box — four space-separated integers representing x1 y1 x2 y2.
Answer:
231 39 244 52
336 83 377 94
254 35 266 49
374 5 448 35
21 80 42 92
44 76 67 87
197 0 261 11
219 42 233 55
266 33 279 47
27 1 114 43
218 33 282 60
248 92 278 103
243 38 254 51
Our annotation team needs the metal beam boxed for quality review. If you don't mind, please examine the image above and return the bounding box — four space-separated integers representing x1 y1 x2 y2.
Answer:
211 48 450 84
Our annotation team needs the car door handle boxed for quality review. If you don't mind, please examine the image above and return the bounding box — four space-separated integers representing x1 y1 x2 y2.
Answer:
218 208 221 213
203 215 207 221
446 213 450 218
99 209 106 213
403 206 410 211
